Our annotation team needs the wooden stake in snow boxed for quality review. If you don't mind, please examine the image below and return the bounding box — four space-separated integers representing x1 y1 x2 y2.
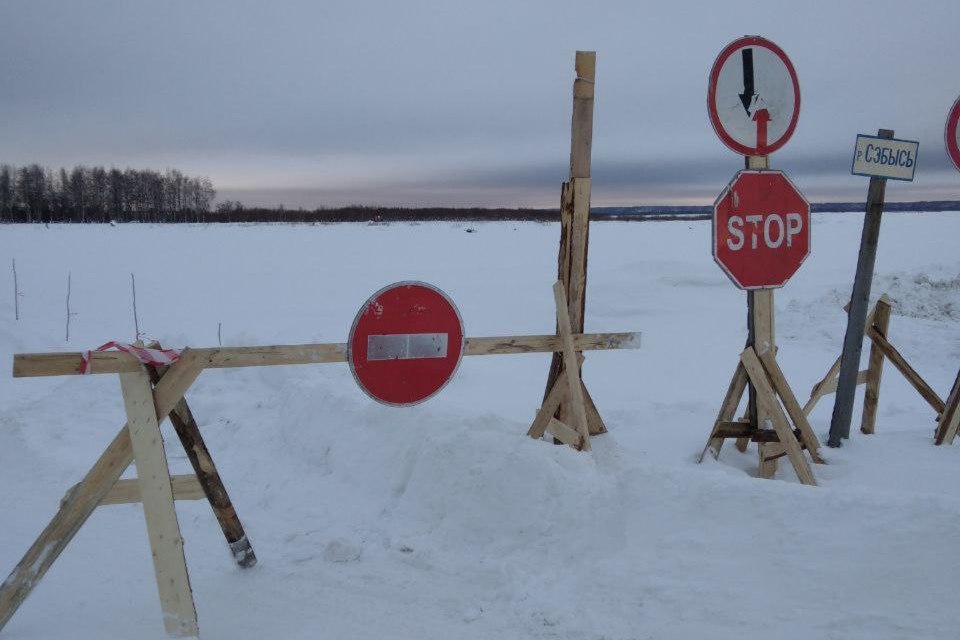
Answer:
131 273 141 340
11 258 20 321
65 272 77 342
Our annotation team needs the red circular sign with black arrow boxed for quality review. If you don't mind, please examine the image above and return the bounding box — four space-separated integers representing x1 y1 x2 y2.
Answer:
708 36 800 156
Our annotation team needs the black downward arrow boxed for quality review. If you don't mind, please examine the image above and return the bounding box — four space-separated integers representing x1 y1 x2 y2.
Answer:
739 48 754 115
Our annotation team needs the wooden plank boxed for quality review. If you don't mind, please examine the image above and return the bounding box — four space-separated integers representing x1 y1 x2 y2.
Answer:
804 354 842 416
741 348 817 486
120 366 199 638
147 362 256 569
545 418 582 447
528 371 568 439
865 324 945 414
803 296 885 416
757 351 824 463
13 332 642 378
814 370 870 397
861 298 892 434
582 382 607 435
700 363 748 462
758 443 778 479
554 281 591 451
100 475 205 505
570 51 595 179
712 421 754 439
0 352 204 633
567 177 591 333
934 368 960 445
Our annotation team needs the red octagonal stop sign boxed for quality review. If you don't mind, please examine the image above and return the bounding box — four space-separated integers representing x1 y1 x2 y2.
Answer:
348 281 465 406
713 170 810 289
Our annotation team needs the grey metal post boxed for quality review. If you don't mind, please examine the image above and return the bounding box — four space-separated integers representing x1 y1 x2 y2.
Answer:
827 129 893 447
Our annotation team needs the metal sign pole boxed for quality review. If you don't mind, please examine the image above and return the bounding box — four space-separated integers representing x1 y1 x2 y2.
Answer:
828 128 894 447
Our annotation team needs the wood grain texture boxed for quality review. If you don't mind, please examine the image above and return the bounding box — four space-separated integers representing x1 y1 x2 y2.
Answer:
741 348 817 486
99 475 205 505
860 298 892 434
934 368 960 445
147 361 256 569
865 324 945 414
528 371 569 440
700 363 748 462
757 351 823 463
0 352 204 633
121 366 199 638
14 333 641 378
554 282 590 451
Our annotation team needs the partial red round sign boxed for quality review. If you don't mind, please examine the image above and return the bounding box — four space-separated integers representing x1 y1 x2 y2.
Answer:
713 170 810 290
708 36 800 156
946 95 960 173
348 282 465 406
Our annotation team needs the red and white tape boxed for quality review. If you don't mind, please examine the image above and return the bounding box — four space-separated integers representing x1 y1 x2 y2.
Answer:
80 341 181 375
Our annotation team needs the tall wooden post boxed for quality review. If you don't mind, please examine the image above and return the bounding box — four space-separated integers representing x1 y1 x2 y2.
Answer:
741 155 779 475
543 51 596 422
829 129 894 446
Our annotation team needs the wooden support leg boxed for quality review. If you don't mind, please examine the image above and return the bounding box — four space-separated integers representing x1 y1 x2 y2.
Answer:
554 281 591 451
865 324 945 414
860 298 891 434
758 443 779 479
757 351 823 463
803 296 885 417
699 363 748 463
582 382 607 435
934 369 960 445
741 348 817 486
0 352 204 634
528 370 569 439
121 365 199 638
147 364 257 569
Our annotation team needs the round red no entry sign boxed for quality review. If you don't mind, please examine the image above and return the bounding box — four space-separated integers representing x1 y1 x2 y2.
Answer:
348 281 465 406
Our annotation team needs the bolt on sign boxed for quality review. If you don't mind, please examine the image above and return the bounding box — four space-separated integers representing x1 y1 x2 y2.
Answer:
713 170 810 289
852 134 919 181
947 95 960 173
708 36 800 156
348 281 465 406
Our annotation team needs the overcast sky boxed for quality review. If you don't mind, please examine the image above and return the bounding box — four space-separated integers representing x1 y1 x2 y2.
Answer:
2 0 959 207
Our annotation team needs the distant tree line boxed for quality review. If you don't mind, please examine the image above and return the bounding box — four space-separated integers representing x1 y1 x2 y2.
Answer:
0 163 215 223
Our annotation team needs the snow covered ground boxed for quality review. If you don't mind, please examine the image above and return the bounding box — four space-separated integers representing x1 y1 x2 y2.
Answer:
1 213 959 639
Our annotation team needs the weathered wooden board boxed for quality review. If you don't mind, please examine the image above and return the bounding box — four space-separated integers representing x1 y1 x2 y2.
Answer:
13 332 642 378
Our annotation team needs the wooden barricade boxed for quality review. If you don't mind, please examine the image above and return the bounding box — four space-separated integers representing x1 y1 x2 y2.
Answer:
1 324 640 637
804 294 960 445
699 341 823 486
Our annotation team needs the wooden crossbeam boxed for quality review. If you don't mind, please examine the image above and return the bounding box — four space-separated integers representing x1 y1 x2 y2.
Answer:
12 332 641 378
100 474 205 505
